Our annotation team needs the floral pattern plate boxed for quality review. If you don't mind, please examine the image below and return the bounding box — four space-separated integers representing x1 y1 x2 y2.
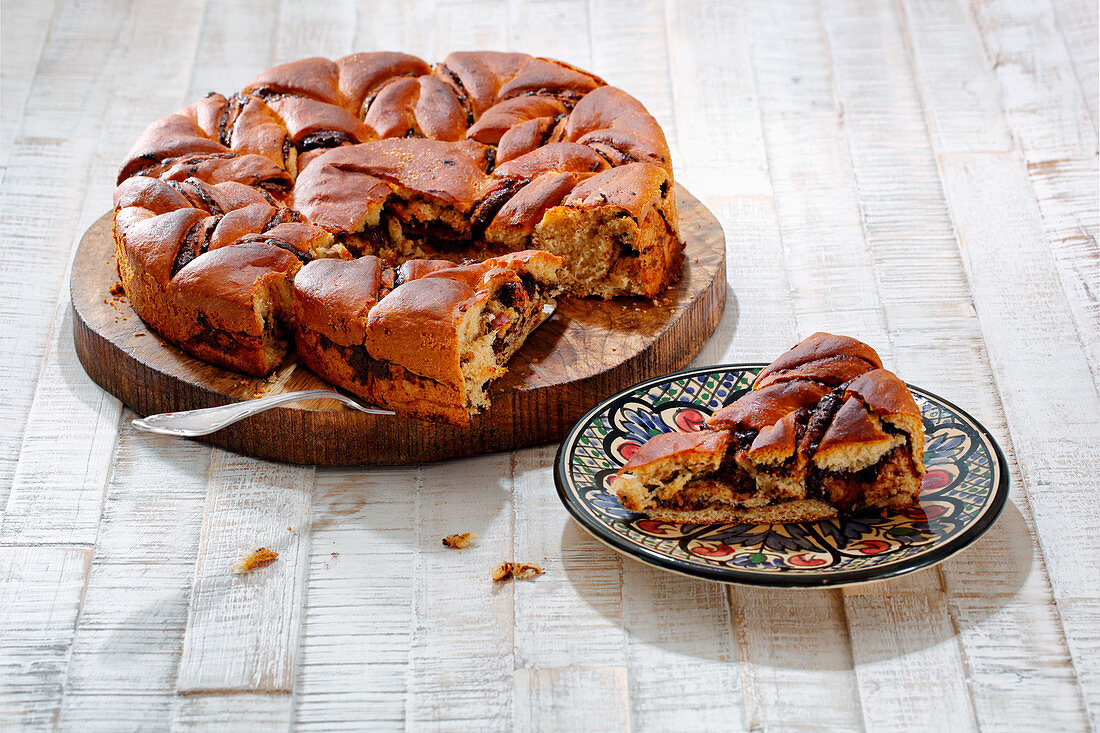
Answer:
554 364 1009 588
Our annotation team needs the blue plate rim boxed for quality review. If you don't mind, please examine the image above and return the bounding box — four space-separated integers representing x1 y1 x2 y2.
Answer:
553 362 1011 588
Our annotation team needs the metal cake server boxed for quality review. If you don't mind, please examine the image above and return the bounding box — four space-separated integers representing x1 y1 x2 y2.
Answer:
132 389 396 437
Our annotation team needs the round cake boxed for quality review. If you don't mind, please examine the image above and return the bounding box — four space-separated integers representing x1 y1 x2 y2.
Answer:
112 51 682 423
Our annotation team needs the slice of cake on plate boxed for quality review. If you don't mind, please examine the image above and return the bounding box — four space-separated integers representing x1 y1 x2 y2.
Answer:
613 333 925 524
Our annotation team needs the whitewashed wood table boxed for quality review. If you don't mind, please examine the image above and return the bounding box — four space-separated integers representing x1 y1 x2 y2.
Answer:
1 0 1097 730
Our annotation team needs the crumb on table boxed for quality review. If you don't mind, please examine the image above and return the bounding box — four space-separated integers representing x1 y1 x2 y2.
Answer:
232 547 278 574
109 281 125 297
492 561 543 582
443 532 478 549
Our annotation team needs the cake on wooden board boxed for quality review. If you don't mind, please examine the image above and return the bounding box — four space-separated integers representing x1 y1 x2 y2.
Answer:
111 51 682 423
613 333 926 524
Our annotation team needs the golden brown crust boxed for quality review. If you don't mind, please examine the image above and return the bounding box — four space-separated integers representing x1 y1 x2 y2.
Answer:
292 256 385 346
113 51 682 397
753 332 882 388
619 430 730 473
290 250 563 424
708 381 830 432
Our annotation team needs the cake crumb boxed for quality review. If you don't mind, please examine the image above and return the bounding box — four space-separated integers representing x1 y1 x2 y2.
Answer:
442 532 477 549
492 561 543 582
109 281 125 297
232 548 278 574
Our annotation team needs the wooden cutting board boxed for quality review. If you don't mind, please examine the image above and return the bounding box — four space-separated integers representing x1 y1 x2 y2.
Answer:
71 185 726 464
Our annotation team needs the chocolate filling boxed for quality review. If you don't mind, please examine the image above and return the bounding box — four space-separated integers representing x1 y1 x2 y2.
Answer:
298 130 354 152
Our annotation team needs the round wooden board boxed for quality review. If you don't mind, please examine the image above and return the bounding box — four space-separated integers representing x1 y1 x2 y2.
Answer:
71 185 726 465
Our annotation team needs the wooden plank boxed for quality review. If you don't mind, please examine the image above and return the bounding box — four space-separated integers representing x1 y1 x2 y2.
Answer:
0 0 56 176
667 2 861 726
272 0 357 65
1058 598 1100 730
506 0 591 65
0 547 91 729
512 445 627 670
293 466 417 729
1 0 207 531
745 0 991 725
1051 0 1099 133
513 667 631 732
948 585 1088 730
173 3 339 722
938 153 1100 598
353 0 434 59
972 0 1100 382
404 454 515 729
746 0 891 343
56 422 210 728
939 152 1100 723
898 0 1014 153
665 1 772 197
175 452 313 692
622 565 744 731
732 588 862 732
846 594 977 730
0 309 121 545
185 0 280 100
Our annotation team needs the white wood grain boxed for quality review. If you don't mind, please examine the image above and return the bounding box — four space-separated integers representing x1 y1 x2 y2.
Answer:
405 453 516 729
972 0 1100 383
588 0 679 168
1058 597 1100 731
732 588 863 732
0 546 90 729
172 692 293 730
939 152 1100 723
902 3 1096 724
56 422 210 729
1051 0 1099 134
0 309 121 545
898 0 1015 154
176 452 313 692
938 154 1100 599
822 1 1089 727
664 1 772 198
175 2 345 722
512 445 627 670
294 465 417 729
622 565 745 731
184 0 280 101
846 594 977 730
669 3 864 725
0 0 56 178
513 667 631 732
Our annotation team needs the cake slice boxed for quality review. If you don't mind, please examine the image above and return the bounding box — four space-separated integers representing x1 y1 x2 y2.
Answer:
613 333 925 524
291 249 563 424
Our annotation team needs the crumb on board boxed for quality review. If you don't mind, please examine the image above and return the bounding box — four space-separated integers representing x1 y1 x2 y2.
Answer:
443 532 478 549
109 281 125 297
492 561 543 582
232 547 278 574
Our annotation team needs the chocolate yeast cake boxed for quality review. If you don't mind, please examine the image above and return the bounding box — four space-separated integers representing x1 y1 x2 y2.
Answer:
613 334 926 524
112 51 681 424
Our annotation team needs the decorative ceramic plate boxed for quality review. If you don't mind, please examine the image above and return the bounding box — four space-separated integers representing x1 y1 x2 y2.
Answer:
554 364 1009 588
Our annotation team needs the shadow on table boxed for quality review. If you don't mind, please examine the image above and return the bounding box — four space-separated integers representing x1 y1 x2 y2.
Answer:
559 499 1032 669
